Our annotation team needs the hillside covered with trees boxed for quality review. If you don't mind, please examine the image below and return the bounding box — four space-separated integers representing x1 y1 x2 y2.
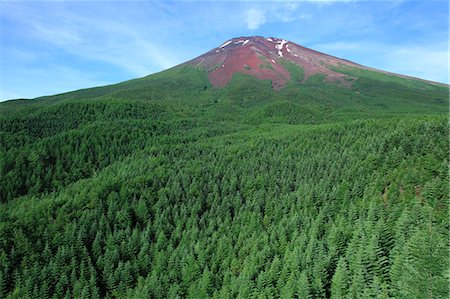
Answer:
0 63 448 298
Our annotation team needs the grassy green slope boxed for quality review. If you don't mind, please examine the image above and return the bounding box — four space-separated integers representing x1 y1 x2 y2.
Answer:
2 64 447 119
0 64 448 298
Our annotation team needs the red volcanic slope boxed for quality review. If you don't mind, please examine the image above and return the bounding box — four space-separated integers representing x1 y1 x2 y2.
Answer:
186 36 364 89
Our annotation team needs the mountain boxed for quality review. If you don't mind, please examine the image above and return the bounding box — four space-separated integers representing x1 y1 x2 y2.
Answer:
187 36 359 89
2 36 446 120
0 37 448 298
187 36 443 89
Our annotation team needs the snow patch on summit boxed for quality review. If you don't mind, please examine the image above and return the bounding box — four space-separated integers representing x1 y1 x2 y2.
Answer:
275 39 287 57
220 40 232 48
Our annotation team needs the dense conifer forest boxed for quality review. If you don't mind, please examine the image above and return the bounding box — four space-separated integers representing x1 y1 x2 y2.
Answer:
0 65 448 298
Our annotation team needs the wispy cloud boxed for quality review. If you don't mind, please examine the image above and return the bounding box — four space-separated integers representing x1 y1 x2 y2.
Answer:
32 23 82 46
0 1 188 99
1 2 181 76
246 8 266 29
244 2 309 30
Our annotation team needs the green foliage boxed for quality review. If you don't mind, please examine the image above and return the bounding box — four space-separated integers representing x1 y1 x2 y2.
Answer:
259 61 274 70
0 63 448 298
390 215 447 298
331 258 348 298
278 59 304 82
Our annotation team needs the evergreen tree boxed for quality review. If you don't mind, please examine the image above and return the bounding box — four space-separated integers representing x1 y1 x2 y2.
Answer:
297 272 311 299
393 221 447 298
331 258 348 299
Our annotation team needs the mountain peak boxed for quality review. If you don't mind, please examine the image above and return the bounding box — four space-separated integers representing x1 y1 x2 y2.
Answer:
187 36 360 89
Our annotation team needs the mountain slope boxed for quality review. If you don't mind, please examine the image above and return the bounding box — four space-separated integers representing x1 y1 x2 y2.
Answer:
188 36 369 88
2 36 446 116
0 37 448 299
187 36 446 89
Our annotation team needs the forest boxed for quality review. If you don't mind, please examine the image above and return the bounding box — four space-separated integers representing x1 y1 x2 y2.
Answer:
0 65 448 298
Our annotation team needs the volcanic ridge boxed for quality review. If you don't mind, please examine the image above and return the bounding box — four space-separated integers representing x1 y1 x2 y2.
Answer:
186 36 363 89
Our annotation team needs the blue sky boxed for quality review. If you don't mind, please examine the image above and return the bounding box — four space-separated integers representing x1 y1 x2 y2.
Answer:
0 0 448 100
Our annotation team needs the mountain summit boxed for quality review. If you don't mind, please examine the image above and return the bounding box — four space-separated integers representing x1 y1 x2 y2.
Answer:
186 36 443 90
187 36 363 89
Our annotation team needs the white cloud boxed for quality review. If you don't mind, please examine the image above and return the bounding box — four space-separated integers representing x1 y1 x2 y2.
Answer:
244 2 309 30
246 8 266 29
1 2 180 77
32 23 82 45
0 2 186 100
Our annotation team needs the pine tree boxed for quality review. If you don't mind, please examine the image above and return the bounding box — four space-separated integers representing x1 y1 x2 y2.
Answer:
89 273 100 299
368 276 389 299
106 272 116 294
80 284 90 299
348 251 365 299
297 272 311 299
122 261 134 290
279 272 296 299
55 273 69 298
198 266 213 297
237 275 256 299
331 258 348 299
0 271 5 299
394 221 447 298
